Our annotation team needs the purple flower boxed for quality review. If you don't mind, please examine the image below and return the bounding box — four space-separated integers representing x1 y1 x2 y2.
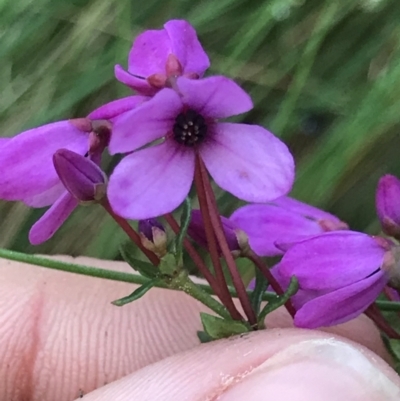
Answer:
276 231 391 328
0 96 145 244
376 174 400 239
115 20 210 95
230 196 348 257
188 210 241 254
108 76 295 220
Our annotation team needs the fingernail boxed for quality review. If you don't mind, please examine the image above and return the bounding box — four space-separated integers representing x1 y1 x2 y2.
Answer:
218 338 400 400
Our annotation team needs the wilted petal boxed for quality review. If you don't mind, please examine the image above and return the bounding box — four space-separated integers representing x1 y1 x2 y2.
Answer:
230 204 323 256
87 96 149 120
29 192 78 245
109 88 181 154
278 231 386 290
164 20 209 76
114 66 156 95
376 174 400 238
178 76 252 119
108 142 195 219
200 123 294 203
0 121 87 200
294 271 388 328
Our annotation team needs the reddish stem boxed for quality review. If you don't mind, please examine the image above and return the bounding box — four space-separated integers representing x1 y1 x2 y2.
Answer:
193 159 243 321
163 213 219 289
247 251 296 319
196 154 257 326
365 304 400 339
102 199 160 266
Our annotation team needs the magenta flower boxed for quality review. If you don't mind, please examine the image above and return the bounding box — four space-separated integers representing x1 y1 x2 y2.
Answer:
115 20 210 95
376 174 400 239
277 231 391 328
0 96 145 244
230 196 348 256
108 76 295 220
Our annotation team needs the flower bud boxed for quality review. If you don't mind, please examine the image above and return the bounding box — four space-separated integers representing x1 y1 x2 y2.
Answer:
138 218 167 257
53 149 107 204
376 174 400 239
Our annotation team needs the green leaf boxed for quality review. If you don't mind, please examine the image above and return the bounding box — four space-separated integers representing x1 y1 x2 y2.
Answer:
111 279 158 306
258 276 299 326
120 245 157 279
200 312 250 340
250 268 268 315
174 197 192 264
197 330 214 343
159 253 179 277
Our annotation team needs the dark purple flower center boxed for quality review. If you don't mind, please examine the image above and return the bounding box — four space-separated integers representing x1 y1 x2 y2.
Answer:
173 109 207 147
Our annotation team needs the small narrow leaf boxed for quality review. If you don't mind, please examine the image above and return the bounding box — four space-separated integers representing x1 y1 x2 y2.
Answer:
197 330 214 343
258 276 299 325
200 312 250 339
174 197 192 263
250 268 268 315
120 245 157 278
111 279 158 306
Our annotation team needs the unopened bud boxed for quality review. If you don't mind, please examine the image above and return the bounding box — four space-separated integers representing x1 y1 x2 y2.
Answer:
147 73 167 89
165 53 183 77
138 218 167 257
376 174 400 239
69 118 92 132
53 149 107 204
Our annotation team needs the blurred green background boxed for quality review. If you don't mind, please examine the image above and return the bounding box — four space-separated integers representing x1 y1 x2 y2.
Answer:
1 0 400 258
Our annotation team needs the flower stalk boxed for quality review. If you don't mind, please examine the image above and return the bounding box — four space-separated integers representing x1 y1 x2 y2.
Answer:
193 156 243 321
102 199 160 266
247 251 296 318
196 154 257 326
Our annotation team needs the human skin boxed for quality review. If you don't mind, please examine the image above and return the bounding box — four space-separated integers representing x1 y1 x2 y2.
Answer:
0 256 399 400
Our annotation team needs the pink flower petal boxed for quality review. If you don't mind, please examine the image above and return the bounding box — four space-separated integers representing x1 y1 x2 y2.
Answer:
108 142 195 219
114 65 156 95
109 88 181 154
28 192 78 245
0 138 10 146
200 123 294 203
127 28 170 77
24 183 65 208
177 76 253 119
230 204 323 256
272 196 343 223
87 96 149 120
0 121 87 201
164 20 209 76
294 271 387 328
278 231 386 290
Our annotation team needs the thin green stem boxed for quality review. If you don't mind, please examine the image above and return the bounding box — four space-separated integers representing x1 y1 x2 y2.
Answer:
163 213 219 289
247 251 296 319
170 270 231 320
1 248 399 313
